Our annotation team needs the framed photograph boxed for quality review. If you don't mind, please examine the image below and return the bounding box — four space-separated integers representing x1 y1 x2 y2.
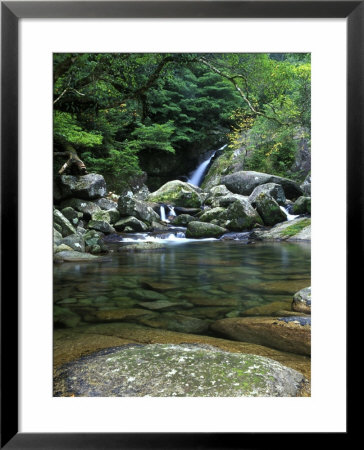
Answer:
2 1 357 448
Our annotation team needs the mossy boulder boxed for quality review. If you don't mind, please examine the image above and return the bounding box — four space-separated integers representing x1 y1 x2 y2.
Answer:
148 180 202 208
186 221 227 239
173 214 198 226
292 287 311 314
300 174 311 196
118 195 160 224
54 228 63 245
60 233 85 253
53 209 76 237
94 197 118 210
53 251 102 263
199 207 227 224
211 316 311 356
114 216 149 232
53 343 307 397
252 192 287 226
87 220 115 234
91 210 111 223
221 171 303 200
224 198 263 231
251 217 311 241
248 183 286 206
292 196 311 215
60 198 101 220
60 207 83 226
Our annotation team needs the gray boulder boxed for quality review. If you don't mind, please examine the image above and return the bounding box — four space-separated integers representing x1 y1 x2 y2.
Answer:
173 214 197 226
300 174 311 196
88 220 115 234
94 197 118 210
248 183 286 206
60 233 85 253
148 180 203 208
53 209 76 237
221 171 303 200
60 198 101 219
252 192 287 226
118 196 160 224
114 216 149 232
54 228 63 245
224 197 263 231
58 173 107 200
61 207 83 226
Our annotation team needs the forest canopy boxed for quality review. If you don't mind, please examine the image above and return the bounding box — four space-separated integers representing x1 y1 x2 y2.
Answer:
53 53 311 191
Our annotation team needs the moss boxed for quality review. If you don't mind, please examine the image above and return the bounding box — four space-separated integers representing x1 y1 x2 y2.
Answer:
201 150 235 189
281 219 311 237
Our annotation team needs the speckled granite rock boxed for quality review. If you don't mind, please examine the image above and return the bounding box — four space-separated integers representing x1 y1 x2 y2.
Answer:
53 343 307 397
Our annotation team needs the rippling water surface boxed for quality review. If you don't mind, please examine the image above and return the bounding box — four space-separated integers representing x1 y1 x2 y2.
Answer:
54 240 311 335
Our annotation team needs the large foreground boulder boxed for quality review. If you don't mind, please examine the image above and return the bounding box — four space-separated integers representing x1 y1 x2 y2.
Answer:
148 180 202 208
248 183 286 206
54 343 307 397
57 174 107 200
250 217 311 241
221 171 303 200
211 316 311 356
186 221 226 238
224 197 263 231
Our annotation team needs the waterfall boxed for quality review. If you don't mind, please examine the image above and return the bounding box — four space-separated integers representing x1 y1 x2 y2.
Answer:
188 144 227 187
168 206 176 217
160 205 168 222
280 206 299 221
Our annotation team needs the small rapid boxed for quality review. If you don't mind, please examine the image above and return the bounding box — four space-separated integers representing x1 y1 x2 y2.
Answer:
187 144 227 187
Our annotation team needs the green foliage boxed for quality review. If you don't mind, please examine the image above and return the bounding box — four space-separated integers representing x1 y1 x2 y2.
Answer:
53 52 311 188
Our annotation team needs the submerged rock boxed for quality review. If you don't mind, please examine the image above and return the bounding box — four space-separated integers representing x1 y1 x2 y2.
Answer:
292 287 311 314
118 242 166 252
53 250 103 263
186 221 226 239
211 316 311 356
53 343 307 397
148 180 203 208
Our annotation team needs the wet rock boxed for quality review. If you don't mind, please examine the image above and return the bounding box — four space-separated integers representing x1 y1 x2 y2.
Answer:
224 198 263 231
54 343 307 397
151 221 169 231
292 287 311 314
199 207 227 224
53 251 102 263
94 197 119 210
249 183 286 206
186 221 226 239
148 180 203 208
114 216 149 232
88 220 115 234
107 209 120 224
54 228 63 245
292 196 311 215
83 230 104 250
173 214 197 226
58 173 107 200
137 300 188 311
118 196 160 224
60 233 85 253
211 316 310 356
91 210 111 223
54 244 74 253
61 206 83 226
53 209 77 237
132 289 169 302
221 171 303 200
251 192 287 226
250 217 311 241
60 198 101 219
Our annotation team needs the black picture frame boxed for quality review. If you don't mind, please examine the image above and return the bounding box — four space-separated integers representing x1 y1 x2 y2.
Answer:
1 1 356 448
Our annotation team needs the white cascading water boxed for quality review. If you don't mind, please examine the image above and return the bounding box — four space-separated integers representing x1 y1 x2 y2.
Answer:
168 206 176 217
187 144 227 187
280 206 299 221
160 205 169 222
